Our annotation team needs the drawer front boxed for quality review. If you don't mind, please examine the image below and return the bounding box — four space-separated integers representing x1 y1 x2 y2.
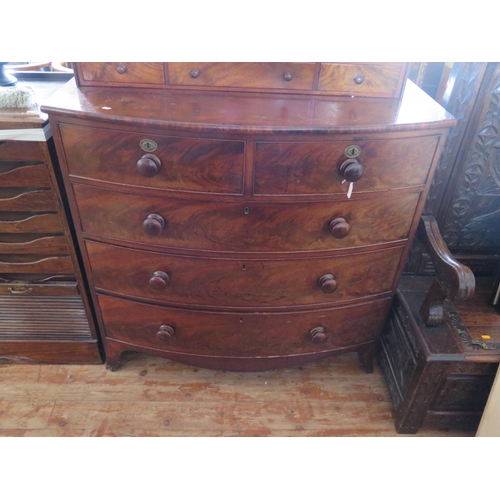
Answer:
0 164 51 188
0 256 74 275
60 124 245 194
0 213 64 234
0 190 57 212
254 136 439 195
99 294 390 357
86 240 403 308
0 140 45 162
319 63 404 96
168 62 315 90
77 62 165 85
74 184 420 253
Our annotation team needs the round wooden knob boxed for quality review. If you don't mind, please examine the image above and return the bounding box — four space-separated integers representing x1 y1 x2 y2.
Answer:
318 274 338 293
340 159 364 182
116 65 127 74
149 271 170 290
190 68 201 78
137 154 162 178
283 72 293 81
143 214 166 236
310 326 327 344
353 74 364 84
156 324 175 341
329 217 351 239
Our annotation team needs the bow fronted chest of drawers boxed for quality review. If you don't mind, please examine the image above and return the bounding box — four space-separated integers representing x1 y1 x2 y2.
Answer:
42 62 456 371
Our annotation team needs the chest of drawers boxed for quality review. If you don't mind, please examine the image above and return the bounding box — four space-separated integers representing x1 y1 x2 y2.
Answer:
42 62 455 371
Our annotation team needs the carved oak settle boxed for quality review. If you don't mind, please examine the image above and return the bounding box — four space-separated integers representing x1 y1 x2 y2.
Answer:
42 62 455 371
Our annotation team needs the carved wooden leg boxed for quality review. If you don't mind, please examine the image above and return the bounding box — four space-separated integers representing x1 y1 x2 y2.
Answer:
358 344 375 373
104 341 122 372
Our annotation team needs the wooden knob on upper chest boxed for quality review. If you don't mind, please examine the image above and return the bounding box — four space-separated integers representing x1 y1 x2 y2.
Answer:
156 324 175 341
116 65 127 74
353 74 364 84
283 72 293 81
318 274 338 293
137 154 162 178
143 214 166 236
190 68 201 78
329 217 351 239
310 326 327 344
340 159 364 182
149 271 170 290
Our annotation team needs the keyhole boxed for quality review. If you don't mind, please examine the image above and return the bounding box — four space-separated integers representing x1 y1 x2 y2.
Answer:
244 207 250 215
239 318 243 323
242 264 246 270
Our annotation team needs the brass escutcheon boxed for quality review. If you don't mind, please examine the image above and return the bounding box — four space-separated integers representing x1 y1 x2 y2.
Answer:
140 139 158 153
344 145 361 158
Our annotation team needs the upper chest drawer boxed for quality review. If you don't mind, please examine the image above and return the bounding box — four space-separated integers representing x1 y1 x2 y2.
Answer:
254 135 440 195
59 124 245 194
76 62 165 86
319 63 405 97
168 63 316 91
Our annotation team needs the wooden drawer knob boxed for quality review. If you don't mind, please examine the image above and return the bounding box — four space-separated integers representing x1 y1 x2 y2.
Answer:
310 326 327 344
116 65 127 74
156 324 175 341
353 74 364 84
190 68 201 78
318 274 338 293
149 271 170 290
137 154 162 178
340 159 364 182
329 217 351 239
143 214 166 236
283 72 293 82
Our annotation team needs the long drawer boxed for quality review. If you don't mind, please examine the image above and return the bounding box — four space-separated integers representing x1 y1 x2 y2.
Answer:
98 294 390 357
74 183 420 253
86 240 403 308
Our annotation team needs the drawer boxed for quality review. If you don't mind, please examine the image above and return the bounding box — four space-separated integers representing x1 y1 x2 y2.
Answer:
99 294 390 357
0 189 57 212
0 235 69 255
0 255 74 274
76 62 165 86
0 164 51 188
0 140 45 162
254 136 439 195
318 63 405 96
0 213 64 234
74 184 420 253
86 240 403 308
59 124 245 194
168 62 315 91
0 281 78 296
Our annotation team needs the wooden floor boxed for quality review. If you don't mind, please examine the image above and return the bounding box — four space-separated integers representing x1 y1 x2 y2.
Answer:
0 351 475 437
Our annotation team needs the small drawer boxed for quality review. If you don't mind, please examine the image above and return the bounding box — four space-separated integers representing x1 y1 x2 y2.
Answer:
74 183 419 253
0 281 78 296
0 189 57 212
0 255 74 275
254 135 439 195
0 164 51 188
76 62 165 86
0 213 64 234
168 62 315 91
99 294 390 357
319 63 405 97
0 235 69 255
60 124 245 194
0 141 45 162
86 240 403 308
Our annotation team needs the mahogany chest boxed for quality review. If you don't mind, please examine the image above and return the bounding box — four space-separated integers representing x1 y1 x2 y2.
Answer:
42 62 455 371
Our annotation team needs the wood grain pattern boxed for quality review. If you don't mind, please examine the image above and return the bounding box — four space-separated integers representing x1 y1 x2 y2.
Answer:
0 213 63 234
0 140 44 162
60 123 245 194
319 63 403 96
0 353 473 436
0 236 69 255
98 294 389 359
78 62 165 85
0 164 51 187
74 183 419 253
0 190 57 212
86 240 402 309
168 62 316 90
0 256 73 275
254 136 439 195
